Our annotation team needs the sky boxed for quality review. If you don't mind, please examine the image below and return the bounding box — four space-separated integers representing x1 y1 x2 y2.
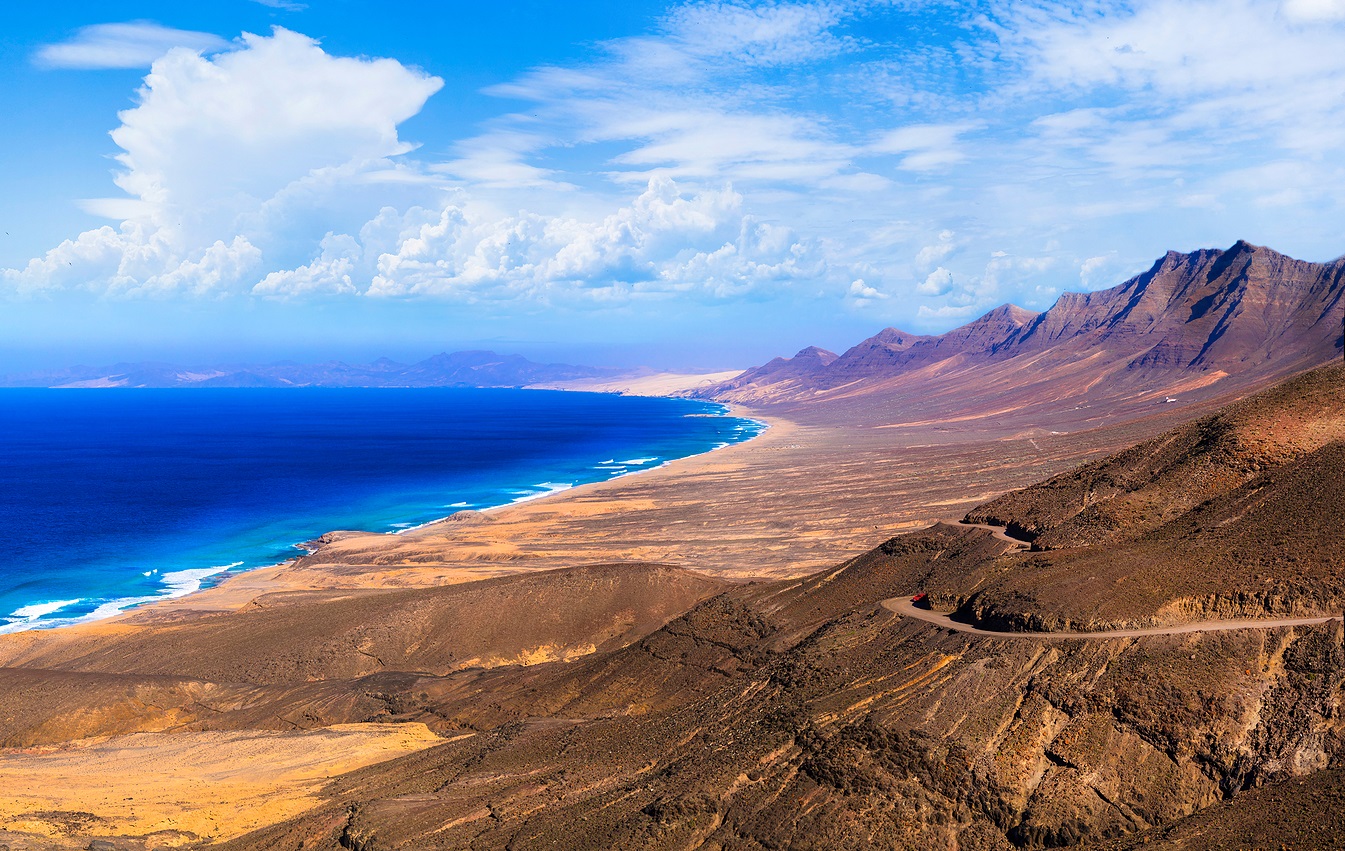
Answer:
2 0 1343 371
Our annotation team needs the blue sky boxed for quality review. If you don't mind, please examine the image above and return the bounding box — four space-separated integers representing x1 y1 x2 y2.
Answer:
2 0 1343 370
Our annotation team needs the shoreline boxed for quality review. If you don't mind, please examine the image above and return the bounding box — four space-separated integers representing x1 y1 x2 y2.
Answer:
1 398 771 636
3 381 1219 640
390 402 769 533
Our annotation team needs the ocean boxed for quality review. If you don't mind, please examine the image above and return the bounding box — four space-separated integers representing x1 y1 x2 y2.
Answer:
0 388 763 633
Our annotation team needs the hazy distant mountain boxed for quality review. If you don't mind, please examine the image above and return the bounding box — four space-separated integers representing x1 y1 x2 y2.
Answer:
0 350 621 389
701 241 1344 427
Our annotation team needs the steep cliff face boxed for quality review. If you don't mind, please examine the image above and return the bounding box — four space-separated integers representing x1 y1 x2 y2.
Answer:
1004 241 1342 370
825 303 1041 380
702 242 1344 428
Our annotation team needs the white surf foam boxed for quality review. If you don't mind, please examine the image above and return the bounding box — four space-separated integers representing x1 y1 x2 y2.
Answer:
9 598 83 620
0 561 247 634
0 598 86 634
508 481 574 505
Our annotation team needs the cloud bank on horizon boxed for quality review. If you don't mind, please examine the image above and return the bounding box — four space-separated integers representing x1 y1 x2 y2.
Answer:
3 0 1344 354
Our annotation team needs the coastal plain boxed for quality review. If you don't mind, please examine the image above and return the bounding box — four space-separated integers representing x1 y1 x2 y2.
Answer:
0 372 1327 849
0 384 1221 849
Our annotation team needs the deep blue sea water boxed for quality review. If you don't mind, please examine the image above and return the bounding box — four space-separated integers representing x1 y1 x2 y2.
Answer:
0 388 763 633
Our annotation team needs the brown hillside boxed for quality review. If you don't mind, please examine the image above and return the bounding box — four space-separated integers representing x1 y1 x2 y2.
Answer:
966 361 1345 548
1081 769 1345 850
0 562 727 684
1 365 1342 850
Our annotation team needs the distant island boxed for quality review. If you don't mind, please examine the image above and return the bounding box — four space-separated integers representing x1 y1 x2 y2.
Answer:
0 349 624 389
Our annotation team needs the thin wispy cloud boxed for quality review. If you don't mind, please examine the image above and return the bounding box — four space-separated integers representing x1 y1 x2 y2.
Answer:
250 0 308 11
35 21 229 69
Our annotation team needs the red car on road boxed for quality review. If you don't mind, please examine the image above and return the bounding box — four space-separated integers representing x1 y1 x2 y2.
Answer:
911 592 930 608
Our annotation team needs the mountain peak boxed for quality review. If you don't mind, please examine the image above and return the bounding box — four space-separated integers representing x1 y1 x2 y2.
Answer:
793 346 838 365
972 303 1039 327
869 327 922 347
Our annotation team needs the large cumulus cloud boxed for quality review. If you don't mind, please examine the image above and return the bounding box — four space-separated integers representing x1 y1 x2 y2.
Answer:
5 28 443 297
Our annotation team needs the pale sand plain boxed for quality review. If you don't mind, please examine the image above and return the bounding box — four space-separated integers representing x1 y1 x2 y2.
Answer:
0 396 1229 846
526 369 744 396
100 411 1113 618
0 723 446 848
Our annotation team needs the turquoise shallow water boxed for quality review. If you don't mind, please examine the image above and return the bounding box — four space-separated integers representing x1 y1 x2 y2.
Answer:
0 388 763 633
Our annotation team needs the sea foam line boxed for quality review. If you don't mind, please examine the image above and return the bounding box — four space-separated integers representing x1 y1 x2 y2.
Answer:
0 562 245 635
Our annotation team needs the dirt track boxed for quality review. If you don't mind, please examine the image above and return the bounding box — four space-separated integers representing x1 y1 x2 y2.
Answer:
882 596 1340 639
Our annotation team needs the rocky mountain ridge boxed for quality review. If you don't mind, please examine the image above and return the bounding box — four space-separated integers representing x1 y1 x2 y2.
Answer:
702 241 1344 428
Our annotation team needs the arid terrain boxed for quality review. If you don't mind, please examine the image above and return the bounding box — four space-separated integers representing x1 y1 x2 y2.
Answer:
0 244 1340 849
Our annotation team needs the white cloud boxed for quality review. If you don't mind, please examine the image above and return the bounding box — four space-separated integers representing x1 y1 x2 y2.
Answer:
871 123 980 172
915 230 957 269
917 266 954 296
251 0 308 10
457 4 871 191
1001 0 1345 157
1281 0 1345 20
1 223 261 298
847 278 886 300
917 302 979 320
253 233 359 298
110 29 441 233
359 177 830 302
76 198 154 220
660 1 855 67
6 28 442 297
10 1 1345 331
35 22 228 70
1079 253 1118 288
434 132 571 190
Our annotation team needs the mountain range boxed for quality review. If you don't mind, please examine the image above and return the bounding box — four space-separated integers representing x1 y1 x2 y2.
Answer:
700 241 1344 430
0 350 622 389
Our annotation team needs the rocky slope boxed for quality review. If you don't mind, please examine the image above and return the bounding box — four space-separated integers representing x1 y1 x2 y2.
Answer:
1083 768 1345 850
702 242 1343 429
1 364 1341 850
218 363 1345 850
966 361 1345 549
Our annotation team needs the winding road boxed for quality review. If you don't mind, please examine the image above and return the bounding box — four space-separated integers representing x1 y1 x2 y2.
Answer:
881 520 1339 638
881 596 1340 640
954 519 1031 548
